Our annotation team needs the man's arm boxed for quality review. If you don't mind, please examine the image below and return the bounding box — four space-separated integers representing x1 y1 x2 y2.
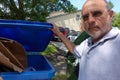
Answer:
51 23 75 54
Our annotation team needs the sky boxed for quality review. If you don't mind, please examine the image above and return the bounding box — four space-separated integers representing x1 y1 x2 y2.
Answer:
69 0 120 13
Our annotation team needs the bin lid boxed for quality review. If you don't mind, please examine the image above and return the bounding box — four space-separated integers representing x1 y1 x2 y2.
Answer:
0 19 53 52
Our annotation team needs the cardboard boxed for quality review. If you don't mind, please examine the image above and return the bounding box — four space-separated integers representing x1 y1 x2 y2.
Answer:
0 38 27 72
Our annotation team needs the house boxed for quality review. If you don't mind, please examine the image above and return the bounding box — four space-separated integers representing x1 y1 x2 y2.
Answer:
46 10 83 32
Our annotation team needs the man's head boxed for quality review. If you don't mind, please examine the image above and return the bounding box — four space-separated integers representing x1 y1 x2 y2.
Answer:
81 0 114 43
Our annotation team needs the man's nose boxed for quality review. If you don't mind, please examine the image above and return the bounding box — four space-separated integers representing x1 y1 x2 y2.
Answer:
88 15 95 24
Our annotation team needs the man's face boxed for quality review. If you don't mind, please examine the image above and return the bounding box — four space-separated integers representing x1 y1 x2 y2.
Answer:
82 0 113 39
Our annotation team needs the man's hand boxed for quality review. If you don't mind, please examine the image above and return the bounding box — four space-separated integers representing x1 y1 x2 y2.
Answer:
51 23 75 54
0 76 3 80
51 23 61 36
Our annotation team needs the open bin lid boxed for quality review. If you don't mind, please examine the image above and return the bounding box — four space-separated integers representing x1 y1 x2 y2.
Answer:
0 19 53 52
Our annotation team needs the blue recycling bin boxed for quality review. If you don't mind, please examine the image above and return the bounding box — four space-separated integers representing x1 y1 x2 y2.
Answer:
0 19 53 51
0 19 55 80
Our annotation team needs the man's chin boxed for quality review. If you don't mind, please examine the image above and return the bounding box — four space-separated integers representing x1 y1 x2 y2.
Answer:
89 32 102 39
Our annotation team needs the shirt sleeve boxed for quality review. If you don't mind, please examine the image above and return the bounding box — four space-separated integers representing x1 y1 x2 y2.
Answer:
74 41 86 58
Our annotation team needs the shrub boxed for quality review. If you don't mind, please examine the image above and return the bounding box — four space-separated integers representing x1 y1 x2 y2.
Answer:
41 43 57 55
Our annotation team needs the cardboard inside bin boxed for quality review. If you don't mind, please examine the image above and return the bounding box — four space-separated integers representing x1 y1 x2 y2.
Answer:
0 19 53 52
1 55 55 80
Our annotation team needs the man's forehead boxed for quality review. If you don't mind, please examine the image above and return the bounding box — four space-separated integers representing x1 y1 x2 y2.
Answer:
83 0 106 8
82 0 107 14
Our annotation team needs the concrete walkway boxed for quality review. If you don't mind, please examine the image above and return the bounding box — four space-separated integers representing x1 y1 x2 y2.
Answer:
46 48 67 75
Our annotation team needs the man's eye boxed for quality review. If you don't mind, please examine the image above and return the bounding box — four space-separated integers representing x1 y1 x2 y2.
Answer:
93 11 102 17
82 15 89 21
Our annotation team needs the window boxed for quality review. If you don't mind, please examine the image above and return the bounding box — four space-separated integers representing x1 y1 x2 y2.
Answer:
76 14 80 21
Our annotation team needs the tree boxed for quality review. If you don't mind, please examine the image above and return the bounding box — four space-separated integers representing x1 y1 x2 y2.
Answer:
0 0 77 21
112 13 120 29
108 1 114 10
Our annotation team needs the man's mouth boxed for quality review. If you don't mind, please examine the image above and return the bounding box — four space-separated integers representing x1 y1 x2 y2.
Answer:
88 26 99 30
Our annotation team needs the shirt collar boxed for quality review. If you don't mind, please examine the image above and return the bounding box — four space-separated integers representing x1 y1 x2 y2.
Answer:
87 27 120 46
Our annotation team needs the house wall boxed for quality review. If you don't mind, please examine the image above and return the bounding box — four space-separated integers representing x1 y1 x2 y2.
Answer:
47 11 82 32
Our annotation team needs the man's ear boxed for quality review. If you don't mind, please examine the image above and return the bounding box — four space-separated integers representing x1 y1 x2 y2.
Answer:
109 10 114 19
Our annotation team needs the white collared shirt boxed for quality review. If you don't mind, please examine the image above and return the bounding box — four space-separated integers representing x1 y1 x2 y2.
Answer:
74 28 120 80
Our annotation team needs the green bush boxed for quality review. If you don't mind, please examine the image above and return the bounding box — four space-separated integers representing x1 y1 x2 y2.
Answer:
41 43 57 55
52 74 67 80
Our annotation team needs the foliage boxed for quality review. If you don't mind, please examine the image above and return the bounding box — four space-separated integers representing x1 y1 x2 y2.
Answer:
112 13 120 29
0 0 77 21
41 43 57 55
108 1 114 10
52 74 67 80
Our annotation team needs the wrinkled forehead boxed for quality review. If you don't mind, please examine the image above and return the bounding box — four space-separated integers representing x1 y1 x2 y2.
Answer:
82 0 107 15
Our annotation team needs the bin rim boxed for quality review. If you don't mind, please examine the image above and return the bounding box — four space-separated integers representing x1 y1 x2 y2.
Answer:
0 19 53 52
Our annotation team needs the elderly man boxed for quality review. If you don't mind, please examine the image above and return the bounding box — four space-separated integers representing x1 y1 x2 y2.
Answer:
52 0 120 80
